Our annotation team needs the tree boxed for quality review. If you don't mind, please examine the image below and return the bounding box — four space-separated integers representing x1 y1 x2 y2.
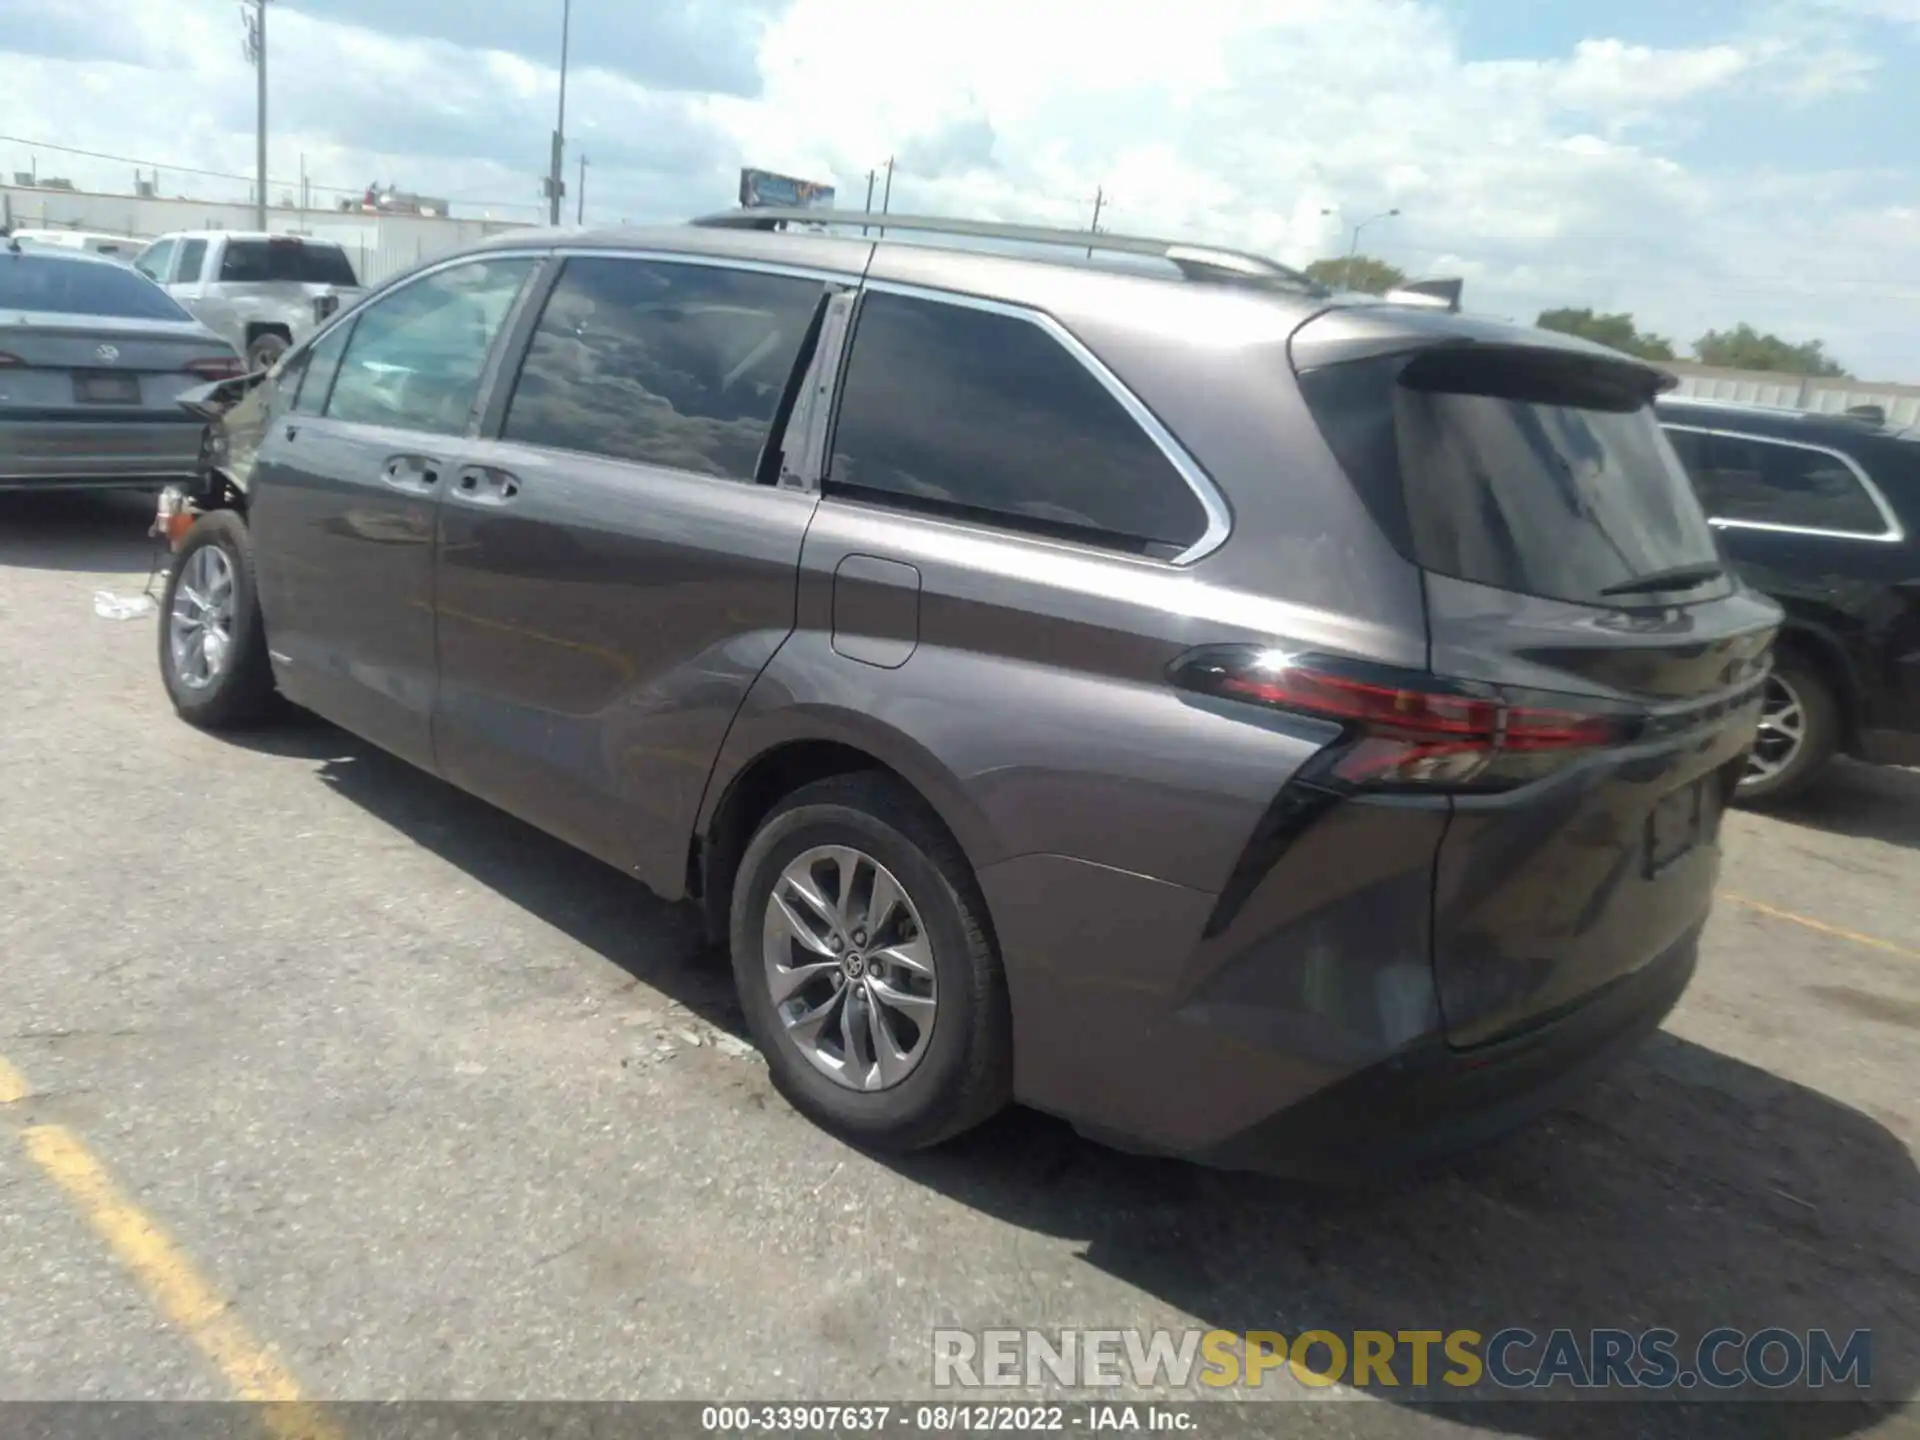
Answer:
1535 307 1676 362
1692 323 1848 377
1304 254 1405 295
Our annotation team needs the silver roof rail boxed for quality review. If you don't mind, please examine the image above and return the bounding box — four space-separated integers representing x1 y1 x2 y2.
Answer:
690 207 1326 293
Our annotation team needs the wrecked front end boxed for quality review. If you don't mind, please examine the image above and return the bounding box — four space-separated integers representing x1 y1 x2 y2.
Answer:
153 370 274 549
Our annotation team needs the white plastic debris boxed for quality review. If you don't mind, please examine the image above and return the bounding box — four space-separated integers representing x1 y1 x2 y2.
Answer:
93 591 155 620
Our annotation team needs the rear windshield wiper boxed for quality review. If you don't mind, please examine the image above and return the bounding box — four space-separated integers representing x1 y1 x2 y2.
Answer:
1599 563 1726 598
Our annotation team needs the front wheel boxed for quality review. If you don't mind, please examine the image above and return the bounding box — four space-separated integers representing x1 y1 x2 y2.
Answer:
729 773 1012 1152
1738 657 1839 805
158 509 279 728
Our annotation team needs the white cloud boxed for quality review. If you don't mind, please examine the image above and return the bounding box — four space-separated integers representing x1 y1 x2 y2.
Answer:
0 0 1914 377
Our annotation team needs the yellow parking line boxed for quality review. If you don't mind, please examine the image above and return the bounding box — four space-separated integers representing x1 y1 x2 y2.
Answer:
1722 893 1920 962
4 1057 339 1439
0 1054 28 1104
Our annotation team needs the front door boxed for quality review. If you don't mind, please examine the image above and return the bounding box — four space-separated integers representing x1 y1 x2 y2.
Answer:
247 253 540 768
432 253 838 893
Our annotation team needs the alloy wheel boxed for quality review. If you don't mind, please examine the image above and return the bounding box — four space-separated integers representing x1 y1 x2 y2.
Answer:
761 844 938 1091
1744 673 1806 786
167 545 236 690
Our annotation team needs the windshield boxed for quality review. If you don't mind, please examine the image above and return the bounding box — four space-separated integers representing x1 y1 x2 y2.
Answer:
0 253 193 320
219 239 361 287
1302 347 1725 607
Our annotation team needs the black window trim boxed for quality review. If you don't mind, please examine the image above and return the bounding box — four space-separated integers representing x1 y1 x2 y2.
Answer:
825 279 1233 566
479 246 854 482
1663 423 1905 544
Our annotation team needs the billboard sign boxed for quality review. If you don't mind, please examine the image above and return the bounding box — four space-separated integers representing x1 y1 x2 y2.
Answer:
738 168 836 210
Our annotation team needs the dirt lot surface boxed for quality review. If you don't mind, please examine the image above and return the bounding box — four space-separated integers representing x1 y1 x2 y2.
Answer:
3 491 1916 1439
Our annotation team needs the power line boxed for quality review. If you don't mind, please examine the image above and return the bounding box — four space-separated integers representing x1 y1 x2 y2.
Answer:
0 132 544 213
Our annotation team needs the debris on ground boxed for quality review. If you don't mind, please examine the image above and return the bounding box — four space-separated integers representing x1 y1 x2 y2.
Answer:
93 591 155 620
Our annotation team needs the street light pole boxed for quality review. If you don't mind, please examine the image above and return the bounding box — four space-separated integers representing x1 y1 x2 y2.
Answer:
1343 207 1401 290
547 0 572 225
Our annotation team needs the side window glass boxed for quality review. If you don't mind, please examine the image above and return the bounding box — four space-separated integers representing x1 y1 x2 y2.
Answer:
291 321 353 415
175 239 208 283
1696 433 1887 535
502 257 824 481
826 291 1207 555
324 257 534 436
135 239 175 282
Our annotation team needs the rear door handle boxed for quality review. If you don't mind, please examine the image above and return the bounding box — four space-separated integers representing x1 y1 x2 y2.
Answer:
381 454 440 492
454 467 522 504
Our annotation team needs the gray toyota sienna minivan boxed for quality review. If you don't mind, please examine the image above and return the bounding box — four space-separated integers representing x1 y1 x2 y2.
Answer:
155 209 1778 1177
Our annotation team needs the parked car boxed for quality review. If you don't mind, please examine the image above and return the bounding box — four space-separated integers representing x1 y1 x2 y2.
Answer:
152 211 1776 1177
0 237 244 492
134 231 364 372
1658 397 1920 802
8 228 144 263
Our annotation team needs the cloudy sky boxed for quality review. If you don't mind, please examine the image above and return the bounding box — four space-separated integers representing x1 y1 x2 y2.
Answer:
1 0 1916 377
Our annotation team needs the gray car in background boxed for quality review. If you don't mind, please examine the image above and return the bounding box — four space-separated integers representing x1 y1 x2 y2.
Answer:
152 210 1779 1177
0 239 243 491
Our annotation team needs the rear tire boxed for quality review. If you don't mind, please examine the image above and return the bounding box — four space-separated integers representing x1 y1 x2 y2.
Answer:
245 332 289 372
1738 656 1839 805
158 509 279 729
729 772 1012 1152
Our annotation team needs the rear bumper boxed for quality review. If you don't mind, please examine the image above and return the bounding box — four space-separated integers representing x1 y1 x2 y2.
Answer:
982 797 1702 1183
1193 927 1697 1180
0 417 202 486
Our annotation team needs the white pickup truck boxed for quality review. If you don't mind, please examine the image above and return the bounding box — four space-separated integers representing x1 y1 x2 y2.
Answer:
134 231 366 371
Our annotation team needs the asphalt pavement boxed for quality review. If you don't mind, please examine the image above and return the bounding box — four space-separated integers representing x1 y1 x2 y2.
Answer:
1 490 1916 1439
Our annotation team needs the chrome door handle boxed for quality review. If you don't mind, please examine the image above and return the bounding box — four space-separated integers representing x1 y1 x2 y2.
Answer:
454 467 521 504
381 455 439 491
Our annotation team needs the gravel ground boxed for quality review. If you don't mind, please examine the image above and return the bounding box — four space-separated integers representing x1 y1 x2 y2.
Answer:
1 490 1915 1440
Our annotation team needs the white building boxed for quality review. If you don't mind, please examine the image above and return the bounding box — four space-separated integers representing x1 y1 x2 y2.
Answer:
1 182 533 289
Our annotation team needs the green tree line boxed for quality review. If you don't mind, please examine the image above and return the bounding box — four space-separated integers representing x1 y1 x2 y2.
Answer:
1303 255 1850 377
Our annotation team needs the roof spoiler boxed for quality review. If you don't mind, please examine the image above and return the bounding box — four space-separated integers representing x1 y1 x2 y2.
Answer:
1384 278 1464 313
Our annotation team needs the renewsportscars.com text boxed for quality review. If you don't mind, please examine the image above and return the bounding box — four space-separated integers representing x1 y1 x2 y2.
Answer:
932 1327 1872 1393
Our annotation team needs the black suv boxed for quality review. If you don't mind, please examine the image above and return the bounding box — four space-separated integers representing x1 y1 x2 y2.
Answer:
1659 398 1920 801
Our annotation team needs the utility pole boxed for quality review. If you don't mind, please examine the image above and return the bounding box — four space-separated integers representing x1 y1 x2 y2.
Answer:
1341 208 1400 291
1087 185 1104 257
877 156 894 238
242 0 268 230
862 168 876 235
299 152 308 213
576 153 587 225
546 0 571 224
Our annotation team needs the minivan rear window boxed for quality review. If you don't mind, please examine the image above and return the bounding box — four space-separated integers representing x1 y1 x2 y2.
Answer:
1300 347 1725 607
219 240 360 287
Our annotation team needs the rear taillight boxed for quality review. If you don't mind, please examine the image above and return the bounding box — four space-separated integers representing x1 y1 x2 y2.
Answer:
184 356 245 379
1170 646 1634 792
0 352 22 368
